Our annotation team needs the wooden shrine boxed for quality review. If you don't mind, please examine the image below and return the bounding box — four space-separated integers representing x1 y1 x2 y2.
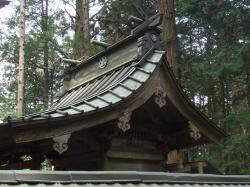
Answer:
0 14 227 172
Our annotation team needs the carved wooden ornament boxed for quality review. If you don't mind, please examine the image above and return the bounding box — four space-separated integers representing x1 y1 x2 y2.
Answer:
117 111 132 132
188 121 201 141
53 134 71 154
99 56 108 69
154 87 167 108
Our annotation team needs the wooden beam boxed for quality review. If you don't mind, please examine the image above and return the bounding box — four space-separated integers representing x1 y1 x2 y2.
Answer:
61 58 81 65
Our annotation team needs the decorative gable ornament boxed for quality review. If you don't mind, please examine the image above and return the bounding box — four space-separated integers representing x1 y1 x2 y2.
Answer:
117 111 132 132
154 87 167 108
188 121 202 141
99 56 108 69
53 134 71 154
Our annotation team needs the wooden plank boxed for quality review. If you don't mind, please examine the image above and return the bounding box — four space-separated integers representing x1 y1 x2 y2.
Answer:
55 110 68 116
136 67 152 75
128 76 143 84
69 41 138 89
40 113 51 119
119 83 135 92
97 96 113 105
83 100 99 109
70 106 84 113
108 90 125 99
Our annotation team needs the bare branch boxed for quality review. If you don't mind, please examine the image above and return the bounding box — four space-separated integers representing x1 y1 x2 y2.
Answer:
48 39 69 58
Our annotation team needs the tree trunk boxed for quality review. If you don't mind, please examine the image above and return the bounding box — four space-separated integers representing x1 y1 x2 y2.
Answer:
17 0 26 117
157 0 179 78
247 68 250 107
75 0 90 59
42 0 49 107
220 79 227 117
50 70 54 104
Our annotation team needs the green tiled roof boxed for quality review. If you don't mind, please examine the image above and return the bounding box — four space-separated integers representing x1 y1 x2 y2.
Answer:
11 50 164 123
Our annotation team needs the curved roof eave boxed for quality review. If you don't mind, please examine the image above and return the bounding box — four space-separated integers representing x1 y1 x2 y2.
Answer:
1 50 227 145
7 50 165 143
159 58 228 143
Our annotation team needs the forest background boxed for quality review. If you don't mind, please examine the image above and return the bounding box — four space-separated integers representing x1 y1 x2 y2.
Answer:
0 0 249 174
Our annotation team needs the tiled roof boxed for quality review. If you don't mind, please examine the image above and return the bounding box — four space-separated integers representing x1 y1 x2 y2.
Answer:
12 50 164 123
0 171 249 185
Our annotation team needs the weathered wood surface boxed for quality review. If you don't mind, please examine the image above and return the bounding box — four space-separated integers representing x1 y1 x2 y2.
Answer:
68 41 138 90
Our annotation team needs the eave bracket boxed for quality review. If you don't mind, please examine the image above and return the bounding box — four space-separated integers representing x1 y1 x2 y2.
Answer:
117 111 132 132
53 134 71 154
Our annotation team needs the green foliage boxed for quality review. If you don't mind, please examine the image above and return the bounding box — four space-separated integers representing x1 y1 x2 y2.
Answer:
93 0 156 43
0 0 70 117
178 0 250 174
41 159 53 171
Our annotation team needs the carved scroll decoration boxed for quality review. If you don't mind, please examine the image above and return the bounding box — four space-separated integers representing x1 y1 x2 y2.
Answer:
188 121 201 141
99 56 108 69
53 134 71 154
117 111 132 132
154 87 167 108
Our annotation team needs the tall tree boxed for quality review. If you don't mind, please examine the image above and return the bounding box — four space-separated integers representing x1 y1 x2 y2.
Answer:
17 0 26 117
74 0 90 58
41 0 49 106
157 0 179 78
0 0 70 117
176 0 250 174
92 0 156 44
